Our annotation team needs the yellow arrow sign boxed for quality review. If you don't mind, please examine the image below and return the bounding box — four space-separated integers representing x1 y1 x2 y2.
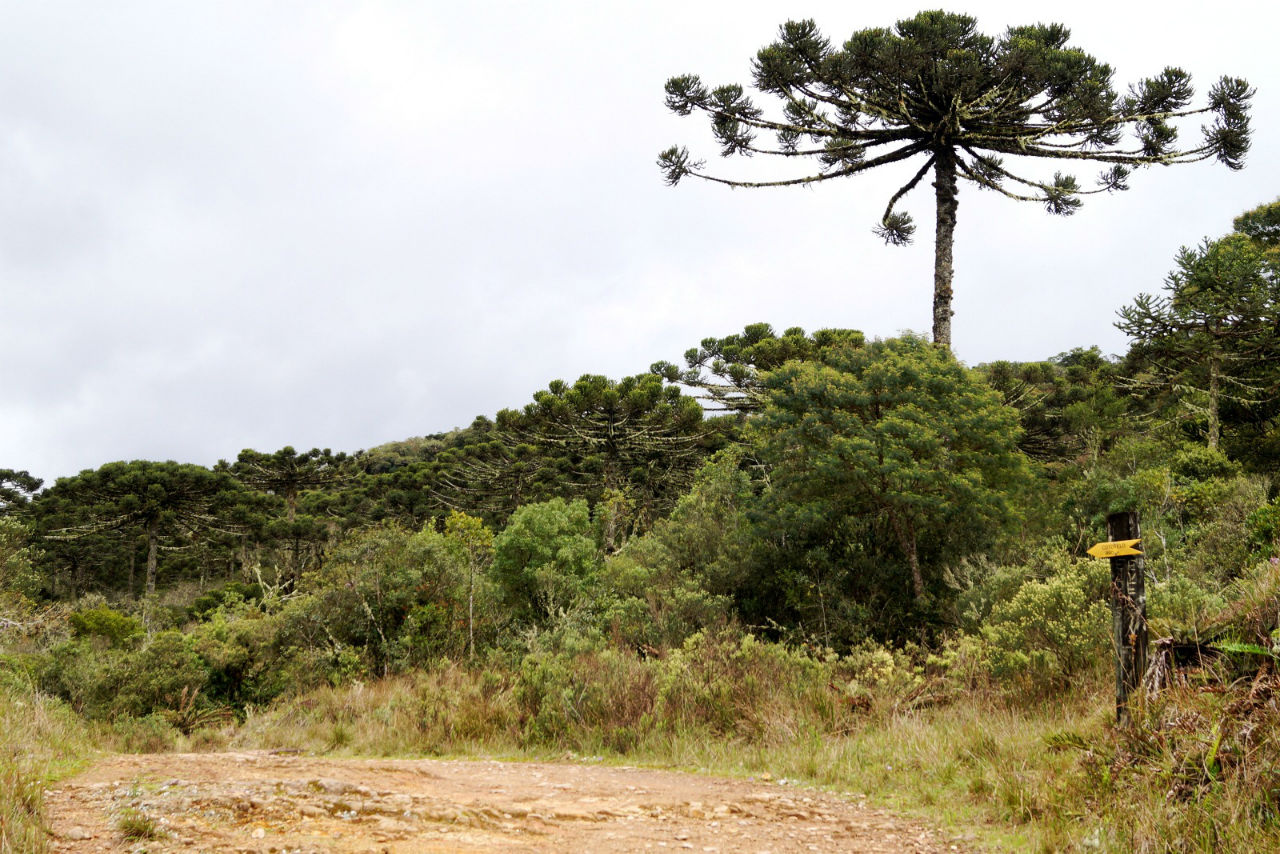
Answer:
1087 539 1143 559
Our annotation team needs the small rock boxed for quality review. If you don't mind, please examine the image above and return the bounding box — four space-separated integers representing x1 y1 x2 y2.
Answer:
62 826 93 840
251 827 266 839
310 777 356 795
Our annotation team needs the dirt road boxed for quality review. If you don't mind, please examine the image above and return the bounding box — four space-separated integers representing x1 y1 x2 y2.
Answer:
43 752 963 853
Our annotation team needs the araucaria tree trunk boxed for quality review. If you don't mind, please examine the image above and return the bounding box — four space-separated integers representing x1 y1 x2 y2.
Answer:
146 517 159 597
932 149 959 351
1207 352 1221 450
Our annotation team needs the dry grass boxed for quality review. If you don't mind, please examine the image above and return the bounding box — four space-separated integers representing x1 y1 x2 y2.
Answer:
0 679 94 854
8 630 1280 852
214 642 1117 850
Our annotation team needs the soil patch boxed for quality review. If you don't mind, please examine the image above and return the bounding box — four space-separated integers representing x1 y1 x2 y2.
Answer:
44 752 963 852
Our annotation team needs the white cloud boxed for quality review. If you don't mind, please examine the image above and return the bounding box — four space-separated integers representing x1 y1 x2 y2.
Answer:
2 0 1277 480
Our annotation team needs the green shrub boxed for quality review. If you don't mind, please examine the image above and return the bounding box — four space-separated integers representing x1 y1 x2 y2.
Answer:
1171 445 1240 482
515 645 655 749
113 631 209 718
493 498 600 626
189 581 263 618
955 539 1078 631
190 605 284 707
37 640 127 716
68 605 143 648
654 631 841 741
1246 497 1280 558
596 537 731 650
1148 573 1229 637
841 640 925 707
982 553 1109 692
39 629 211 720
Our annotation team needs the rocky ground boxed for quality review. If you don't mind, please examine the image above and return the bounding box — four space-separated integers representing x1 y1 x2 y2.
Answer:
42 752 972 853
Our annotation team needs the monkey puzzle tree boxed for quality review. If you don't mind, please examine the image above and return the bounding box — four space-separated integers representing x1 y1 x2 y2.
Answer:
223 447 354 584
651 323 865 414
1119 226 1280 451
435 374 717 533
1233 198 1280 251
37 461 239 597
659 11 1253 349
0 469 42 514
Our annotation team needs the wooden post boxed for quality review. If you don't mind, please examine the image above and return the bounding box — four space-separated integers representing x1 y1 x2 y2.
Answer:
1107 510 1147 725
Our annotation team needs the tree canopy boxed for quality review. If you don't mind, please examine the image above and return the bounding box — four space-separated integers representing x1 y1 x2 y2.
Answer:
1119 212 1280 451
660 11 1253 349
651 323 864 414
0 469 42 514
36 461 239 597
753 335 1028 636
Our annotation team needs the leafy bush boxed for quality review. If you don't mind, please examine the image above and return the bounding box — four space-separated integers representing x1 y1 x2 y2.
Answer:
189 604 285 706
653 631 843 741
0 517 40 599
493 498 600 626
38 629 210 720
515 645 655 749
841 640 926 708
112 630 210 718
1147 573 1229 638
1245 496 1280 558
982 552 1109 692
596 538 731 651
68 605 143 648
282 521 495 678
189 581 263 618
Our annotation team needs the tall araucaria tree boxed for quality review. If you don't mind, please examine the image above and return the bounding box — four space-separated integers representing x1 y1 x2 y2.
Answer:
38 461 240 597
1118 212 1280 451
659 11 1253 350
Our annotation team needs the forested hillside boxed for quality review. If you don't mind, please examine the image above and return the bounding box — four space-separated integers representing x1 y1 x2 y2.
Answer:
4 199 1280 851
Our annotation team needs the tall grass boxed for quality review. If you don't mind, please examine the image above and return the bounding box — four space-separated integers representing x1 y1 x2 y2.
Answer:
212 633 1280 852
0 677 93 854
214 632 1121 850
9 626 1280 852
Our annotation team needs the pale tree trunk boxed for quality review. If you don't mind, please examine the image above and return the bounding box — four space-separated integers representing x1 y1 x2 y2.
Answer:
467 544 478 661
285 489 298 587
932 148 959 351
1207 351 1221 451
892 513 927 604
146 517 159 597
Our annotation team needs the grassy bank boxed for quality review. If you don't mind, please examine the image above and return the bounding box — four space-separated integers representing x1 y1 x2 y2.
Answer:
7 630 1280 852
0 678 93 854
213 673 1106 850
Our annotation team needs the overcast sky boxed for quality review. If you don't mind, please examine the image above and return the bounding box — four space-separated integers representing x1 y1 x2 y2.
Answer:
3 1 1277 483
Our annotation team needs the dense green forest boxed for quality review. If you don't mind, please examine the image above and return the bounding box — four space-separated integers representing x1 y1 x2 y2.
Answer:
4 199 1280 850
